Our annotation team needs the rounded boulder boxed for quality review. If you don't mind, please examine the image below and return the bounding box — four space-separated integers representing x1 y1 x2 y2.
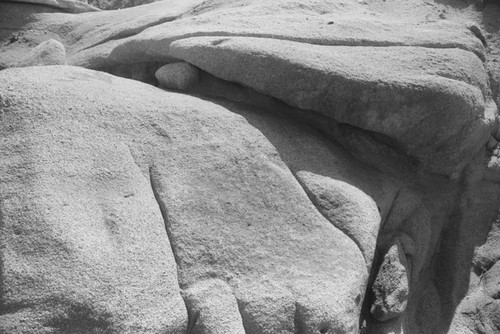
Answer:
155 62 199 91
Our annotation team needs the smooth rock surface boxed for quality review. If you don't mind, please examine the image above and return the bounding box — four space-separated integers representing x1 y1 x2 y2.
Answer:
1 1 500 334
0 65 367 334
0 0 496 176
155 62 199 90
16 39 66 67
295 171 381 267
169 36 495 176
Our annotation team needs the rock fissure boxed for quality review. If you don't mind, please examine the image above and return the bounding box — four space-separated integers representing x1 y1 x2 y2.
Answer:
148 165 180 268
79 15 182 52
185 307 200 334
148 164 193 333
293 302 304 334
292 172 370 267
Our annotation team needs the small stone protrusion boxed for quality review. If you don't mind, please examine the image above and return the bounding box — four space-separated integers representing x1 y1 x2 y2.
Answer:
371 239 409 322
16 39 67 68
155 62 199 91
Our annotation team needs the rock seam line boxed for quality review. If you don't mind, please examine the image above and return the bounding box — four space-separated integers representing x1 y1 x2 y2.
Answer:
291 171 369 267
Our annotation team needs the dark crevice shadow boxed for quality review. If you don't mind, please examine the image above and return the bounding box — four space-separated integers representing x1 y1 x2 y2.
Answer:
79 15 180 52
432 160 500 333
235 299 252 334
434 0 484 9
480 2 500 105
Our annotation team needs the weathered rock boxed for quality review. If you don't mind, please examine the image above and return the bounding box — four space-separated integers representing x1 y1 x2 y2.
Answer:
16 39 66 67
371 239 409 322
169 35 495 176
182 279 245 334
8 0 99 13
0 65 367 334
482 261 500 299
1 1 500 334
474 216 500 274
88 0 158 10
479 300 500 333
449 291 500 334
295 171 381 267
446 182 500 334
0 68 191 334
155 62 199 90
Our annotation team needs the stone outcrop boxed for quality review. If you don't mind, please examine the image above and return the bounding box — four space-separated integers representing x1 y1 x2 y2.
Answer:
16 39 66 67
2 0 495 175
0 65 366 334
1 1 500 334
8 0 99 13
155 62 199 91
370 240 409 322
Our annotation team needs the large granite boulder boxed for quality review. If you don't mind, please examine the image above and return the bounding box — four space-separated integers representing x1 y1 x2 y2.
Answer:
1 0 495 176
0 65 368 334
1 1 500 334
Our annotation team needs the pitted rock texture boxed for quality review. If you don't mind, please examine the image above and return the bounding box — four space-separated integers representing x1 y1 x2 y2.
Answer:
370 240 409 322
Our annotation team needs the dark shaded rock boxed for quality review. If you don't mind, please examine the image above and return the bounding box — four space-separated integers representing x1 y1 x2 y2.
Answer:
88 0 158 10
155 62 199 91
371 239 409 322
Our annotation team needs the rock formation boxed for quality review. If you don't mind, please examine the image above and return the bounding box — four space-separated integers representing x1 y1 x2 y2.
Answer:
155 62 200 91
0 0 499 333
16 39 67 67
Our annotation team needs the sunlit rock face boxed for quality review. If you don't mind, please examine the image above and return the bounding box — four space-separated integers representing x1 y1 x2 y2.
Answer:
1 1 500 334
